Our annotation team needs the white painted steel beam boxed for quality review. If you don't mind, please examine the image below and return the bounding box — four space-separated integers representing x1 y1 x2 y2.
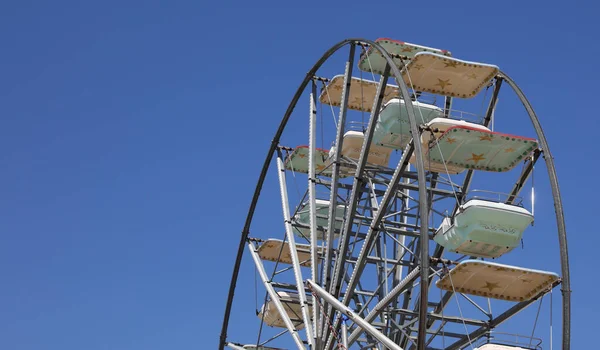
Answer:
248 242 306 350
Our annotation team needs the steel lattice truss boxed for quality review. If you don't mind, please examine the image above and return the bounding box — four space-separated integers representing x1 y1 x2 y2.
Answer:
219 38 571 350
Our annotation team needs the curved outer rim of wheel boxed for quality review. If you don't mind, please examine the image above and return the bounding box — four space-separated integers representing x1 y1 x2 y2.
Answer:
218 38 570 350
500 71 571 350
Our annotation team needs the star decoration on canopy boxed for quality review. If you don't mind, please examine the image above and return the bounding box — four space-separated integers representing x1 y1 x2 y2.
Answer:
443 60 458 68
467 153 486 164
435 78 452 89
482 281 501 292
479 134 493 142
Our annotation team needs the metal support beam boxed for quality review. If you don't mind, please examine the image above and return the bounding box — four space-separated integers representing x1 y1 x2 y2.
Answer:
321 44 356 342
484 77 503 125
330 64 391 301
346 48 431 350
427 290 453 328
506 149 541 204
276 155 314 348
323 66 392 345
307 279 404 350
248 242 306 350
392 162 411 329
348 266 421 346
391 308 487 327
314 178 458 198
444 96 452 118
308 84 320 349
343 144 414 302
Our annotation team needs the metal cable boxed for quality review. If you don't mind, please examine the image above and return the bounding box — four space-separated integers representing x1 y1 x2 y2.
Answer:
400 56 462 206
444 262 475 350
323 80 339 129
528 295 544 348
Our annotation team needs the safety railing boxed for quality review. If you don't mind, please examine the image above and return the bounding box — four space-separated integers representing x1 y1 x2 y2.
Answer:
466 189 524 206
475 332 543 350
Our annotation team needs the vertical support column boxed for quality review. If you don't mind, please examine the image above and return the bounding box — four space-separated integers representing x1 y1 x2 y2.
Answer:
323 44 356 293
276 155 314 348
396 163 409 282
391 162 410 340
308 81 320 349
417 214 429 349
330 65 391 300
248 242 306 350
443 96 453 118
321 43 356 343
323 64 392 348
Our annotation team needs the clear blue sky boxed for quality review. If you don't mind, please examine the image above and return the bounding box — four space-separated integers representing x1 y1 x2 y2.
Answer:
0 1 597 349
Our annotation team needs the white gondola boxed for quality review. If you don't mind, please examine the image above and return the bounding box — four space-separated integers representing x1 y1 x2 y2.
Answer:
433 199 534 258
257 292 313 329
292 199 346 240
373 98 443 149
333 130 392 168
257 239 320 267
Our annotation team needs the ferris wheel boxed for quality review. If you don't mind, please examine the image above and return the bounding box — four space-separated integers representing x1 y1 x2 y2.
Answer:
218 38 571 350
